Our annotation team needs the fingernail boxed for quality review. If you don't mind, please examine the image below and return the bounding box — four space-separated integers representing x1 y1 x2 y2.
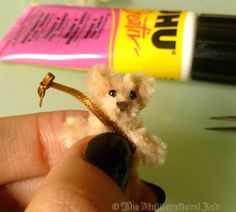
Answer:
84 132 132 191
143 181 166 209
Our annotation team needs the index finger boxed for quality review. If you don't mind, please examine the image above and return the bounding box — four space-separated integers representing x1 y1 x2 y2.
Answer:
0 110 87 185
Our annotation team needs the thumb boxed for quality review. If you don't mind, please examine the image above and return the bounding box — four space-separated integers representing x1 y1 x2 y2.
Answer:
25 133 133 212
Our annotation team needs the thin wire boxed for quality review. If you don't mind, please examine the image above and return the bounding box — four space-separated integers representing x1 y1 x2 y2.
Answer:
210 116 236 121
206 127 236 132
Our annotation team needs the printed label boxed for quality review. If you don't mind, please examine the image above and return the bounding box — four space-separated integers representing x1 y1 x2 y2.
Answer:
0 5 116 69
0 5 187 79
113 10 187 79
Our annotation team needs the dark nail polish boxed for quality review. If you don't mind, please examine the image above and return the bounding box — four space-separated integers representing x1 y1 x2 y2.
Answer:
143 181 166 209
84 132 132 191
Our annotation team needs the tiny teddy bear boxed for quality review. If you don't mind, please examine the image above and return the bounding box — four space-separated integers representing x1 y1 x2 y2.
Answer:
62 64 167 166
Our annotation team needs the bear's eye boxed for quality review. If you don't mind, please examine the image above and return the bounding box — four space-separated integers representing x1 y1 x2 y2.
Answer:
130 90 137 100
109 89 117 97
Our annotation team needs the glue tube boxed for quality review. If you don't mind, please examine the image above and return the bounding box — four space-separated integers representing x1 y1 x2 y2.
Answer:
0 5 196 80
191 14 236 84
0 5 235 83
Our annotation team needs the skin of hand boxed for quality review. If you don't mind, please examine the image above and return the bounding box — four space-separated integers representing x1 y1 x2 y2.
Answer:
0 111 162 212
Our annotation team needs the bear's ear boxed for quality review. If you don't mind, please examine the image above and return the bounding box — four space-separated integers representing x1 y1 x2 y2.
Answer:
136 74 155 107
124 73 155 108
87 64 113 96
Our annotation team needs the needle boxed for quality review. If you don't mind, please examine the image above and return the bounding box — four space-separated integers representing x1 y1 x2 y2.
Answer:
207 116 236 132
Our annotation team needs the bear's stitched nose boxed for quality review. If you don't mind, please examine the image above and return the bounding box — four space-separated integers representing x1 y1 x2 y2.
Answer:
116 101 128 111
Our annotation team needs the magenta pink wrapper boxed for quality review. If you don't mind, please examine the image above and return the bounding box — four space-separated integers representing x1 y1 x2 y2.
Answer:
0 5 119 70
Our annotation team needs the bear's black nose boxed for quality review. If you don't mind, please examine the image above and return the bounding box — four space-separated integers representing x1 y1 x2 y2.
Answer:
116 101 128 111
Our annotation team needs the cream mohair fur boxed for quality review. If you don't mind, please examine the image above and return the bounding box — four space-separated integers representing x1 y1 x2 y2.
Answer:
62 64 167 166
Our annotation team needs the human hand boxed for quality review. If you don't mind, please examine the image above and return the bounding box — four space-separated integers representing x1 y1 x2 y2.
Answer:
0 111 165 211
